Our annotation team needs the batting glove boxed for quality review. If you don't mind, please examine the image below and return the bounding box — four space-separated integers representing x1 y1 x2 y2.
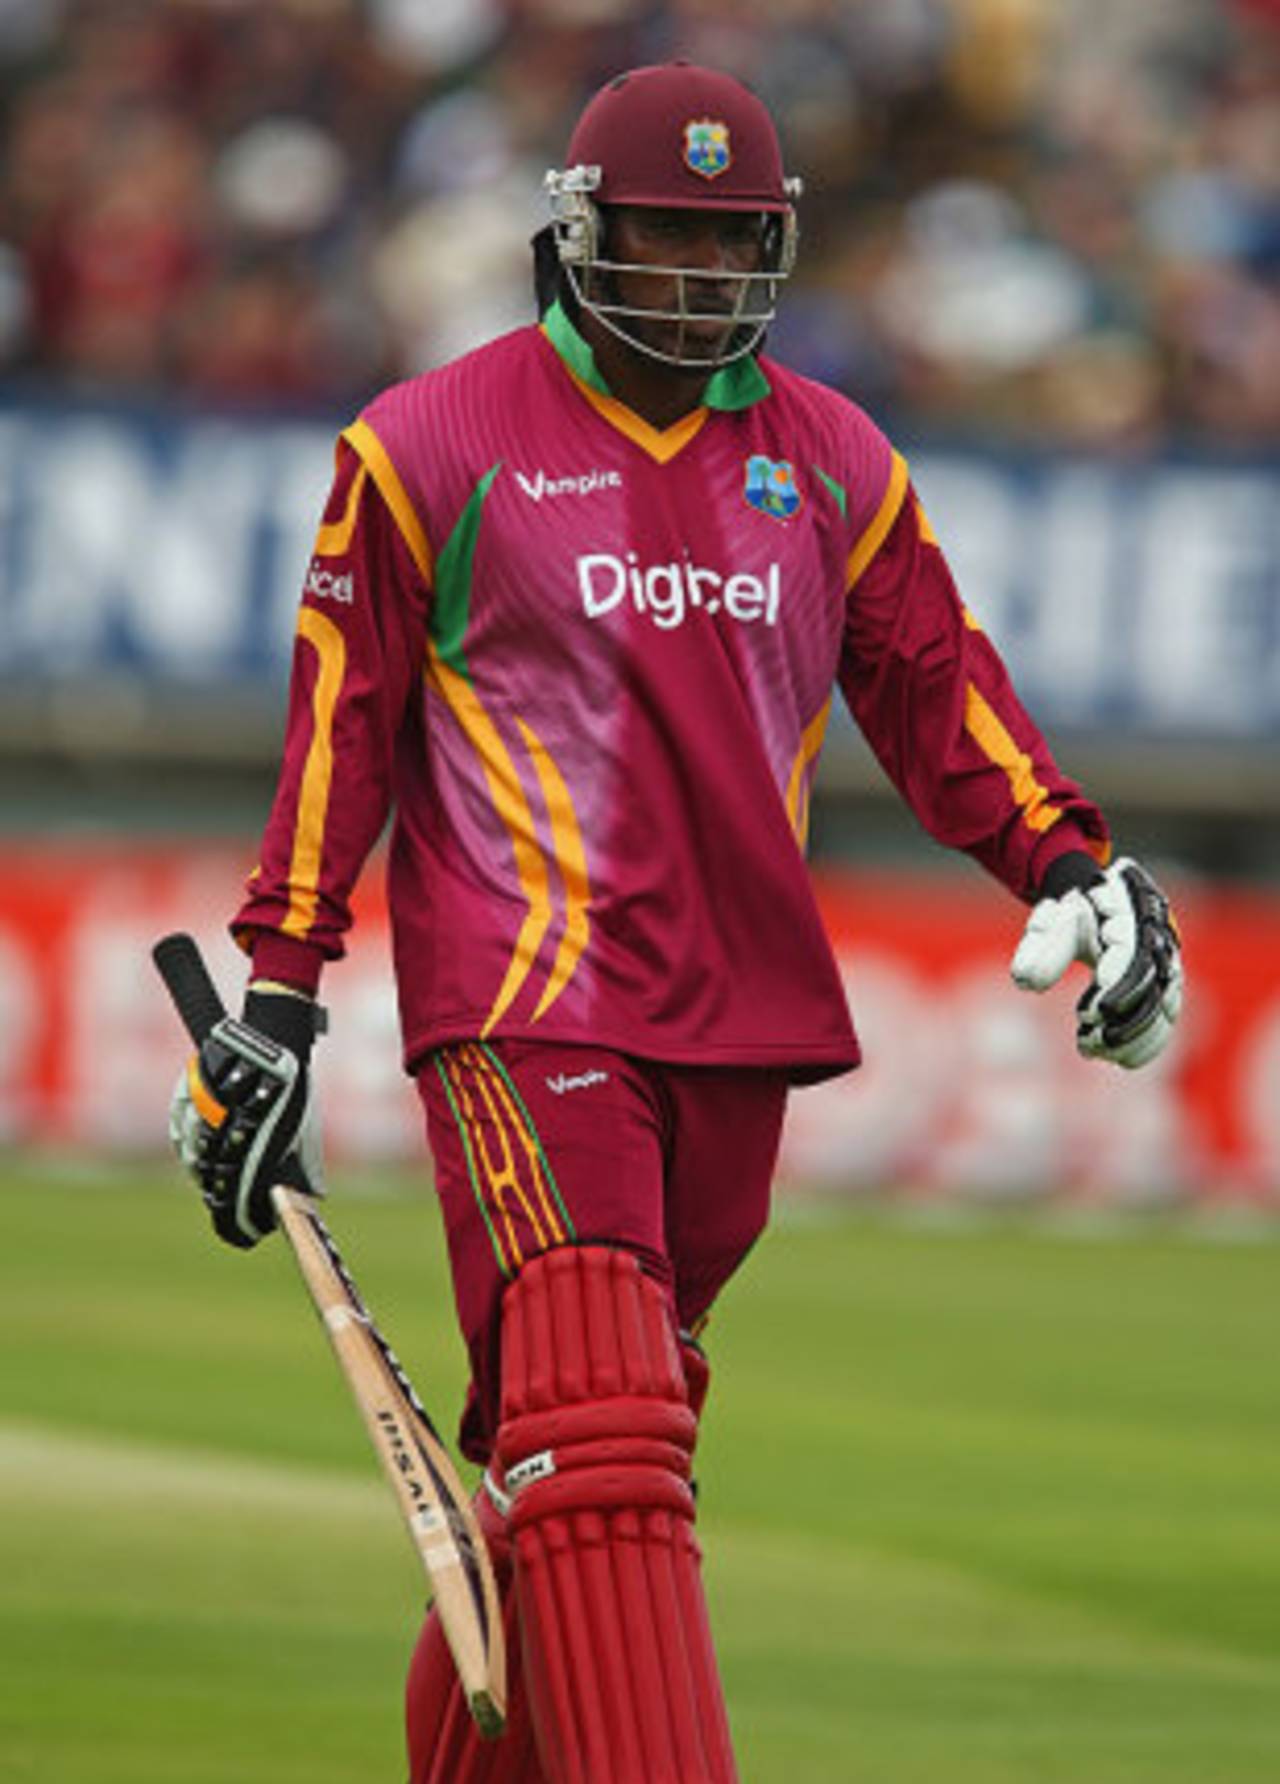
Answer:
1011 857 1183 1070
169 985 325 1248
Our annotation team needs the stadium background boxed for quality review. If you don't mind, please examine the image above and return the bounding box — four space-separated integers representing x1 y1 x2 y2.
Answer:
1 7 1278 1781
1 0 1277 1202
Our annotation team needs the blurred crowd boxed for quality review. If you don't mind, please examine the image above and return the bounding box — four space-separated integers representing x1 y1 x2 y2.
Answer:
1 0 1278 449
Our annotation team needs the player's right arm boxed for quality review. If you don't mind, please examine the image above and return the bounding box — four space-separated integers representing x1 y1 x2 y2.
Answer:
234 435 431 991
171 435 431 1244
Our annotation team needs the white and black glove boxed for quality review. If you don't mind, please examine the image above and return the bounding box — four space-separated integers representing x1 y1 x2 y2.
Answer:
1011 855 1183 1069
169 985 325 1248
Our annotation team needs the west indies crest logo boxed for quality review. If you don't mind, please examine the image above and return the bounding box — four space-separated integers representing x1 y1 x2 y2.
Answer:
744 455 803 520
683 118 731 179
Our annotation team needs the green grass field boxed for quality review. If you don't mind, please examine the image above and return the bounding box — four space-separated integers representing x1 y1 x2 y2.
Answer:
2 1160 1277 1782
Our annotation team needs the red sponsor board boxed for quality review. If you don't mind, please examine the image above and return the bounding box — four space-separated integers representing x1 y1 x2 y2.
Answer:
793 872 1280 1206
1 840 1276 1205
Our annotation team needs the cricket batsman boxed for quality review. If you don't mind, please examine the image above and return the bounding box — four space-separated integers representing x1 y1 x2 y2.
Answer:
169 62 1183 1782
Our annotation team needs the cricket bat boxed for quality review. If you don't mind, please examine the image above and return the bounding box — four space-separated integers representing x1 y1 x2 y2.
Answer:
152 932 506 1739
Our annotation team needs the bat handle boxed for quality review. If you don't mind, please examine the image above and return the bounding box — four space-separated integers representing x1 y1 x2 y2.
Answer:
152 932 227 1044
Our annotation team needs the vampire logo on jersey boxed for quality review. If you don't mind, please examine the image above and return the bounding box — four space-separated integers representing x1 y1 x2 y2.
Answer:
743 455 803 521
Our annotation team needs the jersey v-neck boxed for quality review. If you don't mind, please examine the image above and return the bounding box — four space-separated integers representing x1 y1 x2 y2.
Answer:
540 300 770 465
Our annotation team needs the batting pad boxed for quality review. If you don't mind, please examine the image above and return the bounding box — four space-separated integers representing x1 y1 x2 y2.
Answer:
496 1246 737 1784
406 1486 545 1783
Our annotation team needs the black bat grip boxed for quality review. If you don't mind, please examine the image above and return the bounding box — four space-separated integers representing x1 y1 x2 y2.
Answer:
152 932 228 1044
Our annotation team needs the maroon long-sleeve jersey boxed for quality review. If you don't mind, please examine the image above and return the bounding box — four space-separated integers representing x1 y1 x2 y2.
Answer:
234 303 1109 1078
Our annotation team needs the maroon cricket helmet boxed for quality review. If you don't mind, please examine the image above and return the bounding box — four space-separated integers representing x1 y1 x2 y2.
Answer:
546 62 801 369
564 61 792 213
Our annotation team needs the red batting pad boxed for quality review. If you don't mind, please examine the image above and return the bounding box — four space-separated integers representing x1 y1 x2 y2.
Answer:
496 1246 737 1783
406 1488 546 1783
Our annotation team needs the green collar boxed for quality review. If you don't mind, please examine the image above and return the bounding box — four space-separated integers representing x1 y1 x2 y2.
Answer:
541 299 770 412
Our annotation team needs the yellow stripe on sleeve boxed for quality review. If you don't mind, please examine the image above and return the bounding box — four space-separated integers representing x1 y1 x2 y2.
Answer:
313 461 368 557
342 418 434 586
281 606 347 938
846 449 909 589
963 684 1062 836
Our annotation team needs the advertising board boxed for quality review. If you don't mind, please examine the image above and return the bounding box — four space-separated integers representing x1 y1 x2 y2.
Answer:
3 841 1275 1206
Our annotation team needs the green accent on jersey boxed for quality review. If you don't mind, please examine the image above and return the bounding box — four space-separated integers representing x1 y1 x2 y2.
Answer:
543 300 609 394
478 1042 577 1242
704 351 771 411
814 467 848 519
432 1054 512 1280
541 300 770 411
430 463 503 680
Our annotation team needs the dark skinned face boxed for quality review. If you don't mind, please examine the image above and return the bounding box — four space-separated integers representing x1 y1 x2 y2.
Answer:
595 205 768 362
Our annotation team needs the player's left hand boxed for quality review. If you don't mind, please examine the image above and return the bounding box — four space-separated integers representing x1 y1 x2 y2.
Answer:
1011 857 1183 1069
